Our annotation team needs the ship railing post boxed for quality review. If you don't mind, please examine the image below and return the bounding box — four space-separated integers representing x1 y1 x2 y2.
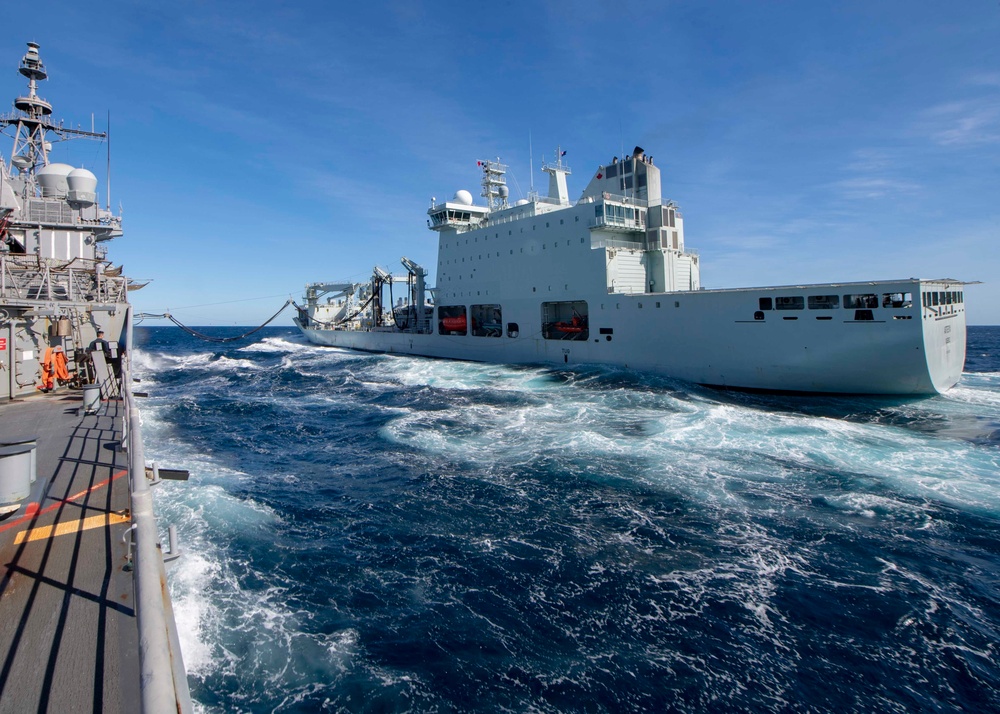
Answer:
125 337 193 713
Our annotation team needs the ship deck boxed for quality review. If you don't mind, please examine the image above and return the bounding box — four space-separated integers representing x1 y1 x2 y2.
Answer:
0 391 140 713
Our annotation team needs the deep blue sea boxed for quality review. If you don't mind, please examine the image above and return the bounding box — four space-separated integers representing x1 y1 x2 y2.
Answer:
132 325 1000 713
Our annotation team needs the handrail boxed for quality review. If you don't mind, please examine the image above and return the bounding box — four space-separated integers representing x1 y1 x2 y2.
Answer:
121 310 193 714
0 253 129 303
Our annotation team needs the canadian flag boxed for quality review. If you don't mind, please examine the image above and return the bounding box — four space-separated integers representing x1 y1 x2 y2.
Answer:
596 172 603 179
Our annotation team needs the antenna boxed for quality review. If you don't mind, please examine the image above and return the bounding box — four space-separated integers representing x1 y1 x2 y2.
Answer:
106 111 110 211
528 131 534 199
618 119 631 199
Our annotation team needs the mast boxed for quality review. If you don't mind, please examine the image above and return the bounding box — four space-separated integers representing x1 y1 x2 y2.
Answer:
541 146 571 205
528 132 536 202
479 158 509 212
2 43 106 193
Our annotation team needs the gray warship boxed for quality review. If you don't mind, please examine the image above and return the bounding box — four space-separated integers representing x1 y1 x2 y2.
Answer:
0 43 191 712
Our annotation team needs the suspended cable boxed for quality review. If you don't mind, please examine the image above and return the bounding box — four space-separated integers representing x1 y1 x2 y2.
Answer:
143 291 301 312
137 299 293 343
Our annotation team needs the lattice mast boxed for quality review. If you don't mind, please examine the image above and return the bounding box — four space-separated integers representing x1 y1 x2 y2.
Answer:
479 158 509 212
2 43 106 192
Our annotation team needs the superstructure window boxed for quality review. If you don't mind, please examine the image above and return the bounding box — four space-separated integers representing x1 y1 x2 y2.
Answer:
808 295 839 309
882 292 912 308
541 301 589 341
775 296 804 310
471 304 502 337
438 306 467 335
844 294 878 309
758 297 773 311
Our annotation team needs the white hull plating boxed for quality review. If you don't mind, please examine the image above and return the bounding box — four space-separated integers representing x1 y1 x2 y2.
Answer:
297 279 965 395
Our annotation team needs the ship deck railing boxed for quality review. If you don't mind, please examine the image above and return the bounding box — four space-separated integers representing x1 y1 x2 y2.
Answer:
120 344 194 714
591 192 649 208
589 215 647 232
0 253 128 304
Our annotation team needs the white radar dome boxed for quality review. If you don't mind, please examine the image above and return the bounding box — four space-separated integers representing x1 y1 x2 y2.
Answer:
515 199 530 206
453 190 473 206
37 163 74 198
67 168 98 193
498 185 509 198
67 167 98 207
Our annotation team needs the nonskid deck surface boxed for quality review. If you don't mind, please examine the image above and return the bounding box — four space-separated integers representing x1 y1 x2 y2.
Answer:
0 392 139 713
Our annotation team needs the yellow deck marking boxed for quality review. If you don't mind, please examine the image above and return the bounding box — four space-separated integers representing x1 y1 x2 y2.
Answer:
14 512 130 545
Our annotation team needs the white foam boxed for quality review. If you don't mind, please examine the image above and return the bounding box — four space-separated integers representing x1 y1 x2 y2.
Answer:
132 336 1000 708
373 359 1000 514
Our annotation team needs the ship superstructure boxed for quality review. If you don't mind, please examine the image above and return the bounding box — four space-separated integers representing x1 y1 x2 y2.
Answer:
296 146 968 395
1 41 129 390
0 44 190 712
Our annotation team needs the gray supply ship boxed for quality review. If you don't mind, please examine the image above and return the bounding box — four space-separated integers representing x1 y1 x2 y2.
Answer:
0 43 190 713
296 150 969 395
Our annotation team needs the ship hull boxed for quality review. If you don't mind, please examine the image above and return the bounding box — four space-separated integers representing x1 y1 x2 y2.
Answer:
296 279 966 396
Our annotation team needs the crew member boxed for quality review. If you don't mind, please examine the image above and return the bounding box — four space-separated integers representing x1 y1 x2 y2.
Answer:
86 330 110 383
88 330 110 356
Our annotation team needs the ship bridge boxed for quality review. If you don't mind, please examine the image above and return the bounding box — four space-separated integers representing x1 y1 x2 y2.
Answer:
590 194 648 232
427 190 489 233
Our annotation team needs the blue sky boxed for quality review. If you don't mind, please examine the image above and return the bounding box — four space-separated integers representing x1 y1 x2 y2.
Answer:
4 1 999 325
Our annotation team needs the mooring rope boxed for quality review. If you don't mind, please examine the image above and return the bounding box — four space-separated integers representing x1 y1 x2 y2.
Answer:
137 299 294 343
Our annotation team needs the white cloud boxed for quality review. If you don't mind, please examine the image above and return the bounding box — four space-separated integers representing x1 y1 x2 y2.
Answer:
833 176 920 200
919 97 1000 147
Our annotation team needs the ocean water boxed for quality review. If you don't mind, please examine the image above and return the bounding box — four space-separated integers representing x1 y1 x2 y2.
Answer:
132 325 1000 713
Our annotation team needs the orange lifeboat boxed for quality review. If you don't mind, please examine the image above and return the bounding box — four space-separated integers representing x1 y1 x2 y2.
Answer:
441 315 467 332
554 315 586 333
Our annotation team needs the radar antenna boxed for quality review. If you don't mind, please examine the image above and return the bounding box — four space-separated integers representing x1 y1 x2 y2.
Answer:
1 43 106 191
479 158 509 212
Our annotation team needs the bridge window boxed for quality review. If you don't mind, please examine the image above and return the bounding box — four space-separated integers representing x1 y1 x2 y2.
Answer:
759 297 773 311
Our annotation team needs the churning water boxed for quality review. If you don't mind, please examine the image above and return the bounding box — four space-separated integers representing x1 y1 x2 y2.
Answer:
133 326 1000 712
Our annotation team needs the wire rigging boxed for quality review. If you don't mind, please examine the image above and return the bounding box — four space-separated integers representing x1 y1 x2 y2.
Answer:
137 299 294 343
